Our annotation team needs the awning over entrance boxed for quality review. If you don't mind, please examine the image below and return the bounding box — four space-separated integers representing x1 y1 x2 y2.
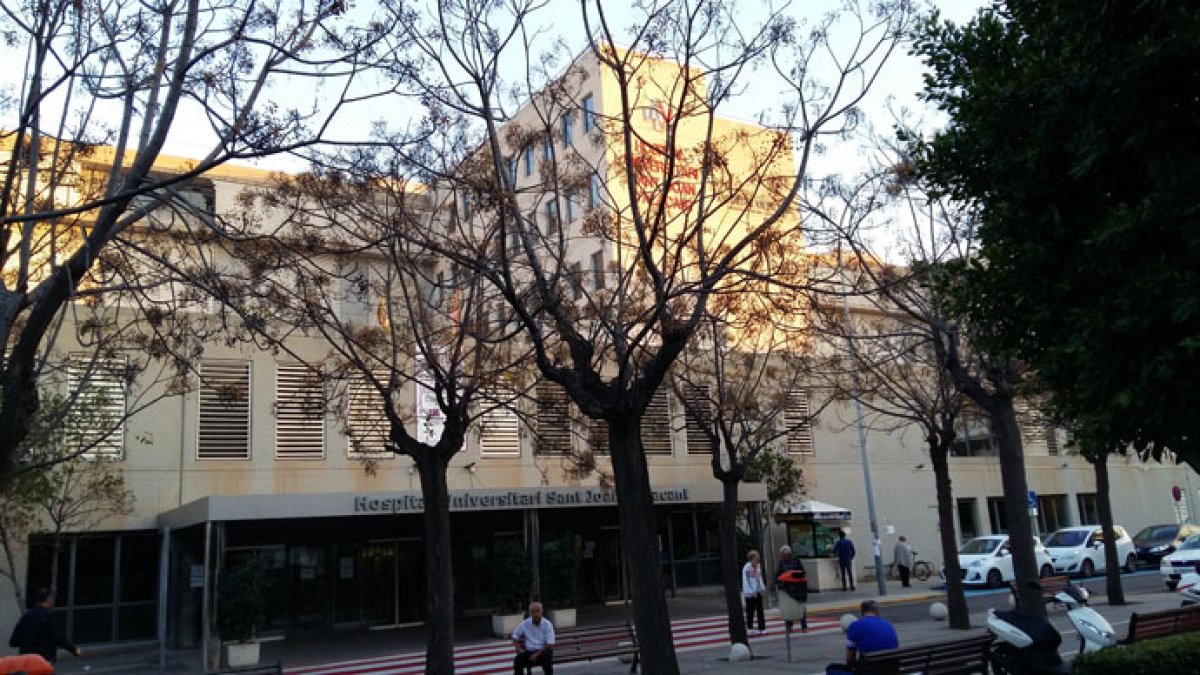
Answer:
779 499 853 522
158 482 770 529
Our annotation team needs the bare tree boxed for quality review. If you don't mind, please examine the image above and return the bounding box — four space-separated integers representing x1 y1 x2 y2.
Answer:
222 168 532 674
0 0 393 487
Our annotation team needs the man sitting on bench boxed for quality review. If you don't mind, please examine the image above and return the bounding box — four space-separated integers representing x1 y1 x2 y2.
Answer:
826 601 900 674
512 602 555 675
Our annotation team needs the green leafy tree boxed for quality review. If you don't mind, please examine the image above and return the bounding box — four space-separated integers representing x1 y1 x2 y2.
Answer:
910 0 1200 603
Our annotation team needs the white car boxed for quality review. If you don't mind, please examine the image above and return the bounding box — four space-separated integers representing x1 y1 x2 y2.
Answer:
1160 533 1200 590
1044 525 1137 577
952 535 1055 587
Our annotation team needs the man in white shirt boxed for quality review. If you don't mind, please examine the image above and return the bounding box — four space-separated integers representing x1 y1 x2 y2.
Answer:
511 601 555 674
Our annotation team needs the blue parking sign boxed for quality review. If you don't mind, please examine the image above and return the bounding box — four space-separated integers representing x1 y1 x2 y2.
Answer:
1027 490 1037 509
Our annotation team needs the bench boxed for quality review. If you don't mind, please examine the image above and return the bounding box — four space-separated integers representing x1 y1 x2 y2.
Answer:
521 622 639 673
1121 604 1200 645
855 633 993 674
1009 575 1072 609
205 661 283 675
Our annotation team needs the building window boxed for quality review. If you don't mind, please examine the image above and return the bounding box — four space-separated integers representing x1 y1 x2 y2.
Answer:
582 94 595 131
197 360 252 460
545 199 559 234
478 393 521 457
589 174 602 208
562 112 574 144
951 406 997 457
66 354 127 459
1077 493 1099 526
1045 425 1060 455
785 390 814 455
569 262 584 301
1037 494 1068 534
524 146 534 176
275 363 325 460
460 193 472 219
591 250 606 289
542 135 553 162
347 376 390 458
987 497 1009 534
565 193 578 222
957 498 979 542
507 156 517 186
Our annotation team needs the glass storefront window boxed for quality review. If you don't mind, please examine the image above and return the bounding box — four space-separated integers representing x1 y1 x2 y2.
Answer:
787 522 840 558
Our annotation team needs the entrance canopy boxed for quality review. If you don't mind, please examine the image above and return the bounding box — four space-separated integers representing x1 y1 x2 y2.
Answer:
778 499 852 522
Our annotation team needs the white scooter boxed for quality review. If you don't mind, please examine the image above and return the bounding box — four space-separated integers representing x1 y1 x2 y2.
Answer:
987 582 1117 674
1178 568 1200 606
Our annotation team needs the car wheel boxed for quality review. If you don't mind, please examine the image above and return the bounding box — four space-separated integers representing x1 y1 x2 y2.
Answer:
987 568 1004 588
1124 554 1137 574
1081 559 1095 578
1167 580 1178 591
1040 564 1054 578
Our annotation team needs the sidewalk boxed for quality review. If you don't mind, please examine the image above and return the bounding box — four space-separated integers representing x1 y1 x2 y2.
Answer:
51 581 941 674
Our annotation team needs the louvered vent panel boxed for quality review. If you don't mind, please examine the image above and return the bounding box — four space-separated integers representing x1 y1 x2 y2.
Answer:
588 417 609 455
66 355 127 459
347 376 390 458
684 384 713 455
197 361 252 459
642 389 673 455
275 364 325 459
786 390 814 456
480 394 521 457
536 383 572 455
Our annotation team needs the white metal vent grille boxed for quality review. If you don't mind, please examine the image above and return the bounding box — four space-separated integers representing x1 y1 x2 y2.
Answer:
275 363 325 460
642 389 673 455
66 355 127 459
197 361 252 460
786 390 814 456
479 394 521 457
683 384 713 455
347 376 391 458
536 382 572 455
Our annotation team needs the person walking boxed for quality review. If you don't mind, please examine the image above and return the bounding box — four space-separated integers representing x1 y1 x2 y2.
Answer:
741 550 766 634
8 589 81 666
775 545 809 632
893 535 915 587
832 530 856 591
511 602 555 674
824 600 899 674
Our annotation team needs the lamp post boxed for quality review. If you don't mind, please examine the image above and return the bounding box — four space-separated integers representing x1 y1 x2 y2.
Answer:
838 250 887 597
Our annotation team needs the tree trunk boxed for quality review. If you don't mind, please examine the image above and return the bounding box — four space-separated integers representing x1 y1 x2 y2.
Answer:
718 476 749 646
417 451 456 675
1093 453 1126 605
929 443 970 629
609 416 680 675
990 400 1046 618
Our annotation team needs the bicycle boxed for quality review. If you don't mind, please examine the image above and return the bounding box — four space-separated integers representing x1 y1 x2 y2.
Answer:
883 559 936 582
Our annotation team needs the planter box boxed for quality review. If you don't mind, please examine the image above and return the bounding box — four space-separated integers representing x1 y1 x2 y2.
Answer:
548 607 576 629
492 612 524 638
226 641 260 668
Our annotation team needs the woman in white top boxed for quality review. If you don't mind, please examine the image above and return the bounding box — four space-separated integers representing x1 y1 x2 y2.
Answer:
742 549 767 632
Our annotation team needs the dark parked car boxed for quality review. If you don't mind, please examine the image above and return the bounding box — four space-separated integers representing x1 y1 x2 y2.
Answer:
1133 523 1200 565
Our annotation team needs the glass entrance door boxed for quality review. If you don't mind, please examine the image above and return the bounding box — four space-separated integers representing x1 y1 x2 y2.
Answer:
333 542 397 627
596 527 625 603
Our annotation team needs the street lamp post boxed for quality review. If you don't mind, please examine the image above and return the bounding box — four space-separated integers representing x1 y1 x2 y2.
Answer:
838 252 887 597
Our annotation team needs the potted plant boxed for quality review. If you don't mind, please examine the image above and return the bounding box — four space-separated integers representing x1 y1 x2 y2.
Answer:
218 555 269 667
491 540 532 637
541 534 579 628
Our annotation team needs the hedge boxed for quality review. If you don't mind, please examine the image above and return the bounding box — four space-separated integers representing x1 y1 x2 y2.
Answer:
1072 632 1200 674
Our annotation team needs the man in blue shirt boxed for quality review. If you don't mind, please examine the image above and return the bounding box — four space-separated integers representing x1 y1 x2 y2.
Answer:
512 601 555 674
832 530 856 591
826 601 900 674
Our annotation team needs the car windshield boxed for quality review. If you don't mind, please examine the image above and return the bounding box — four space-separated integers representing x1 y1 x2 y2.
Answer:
1180 534 1200 551
1134 525 1179 542
1044 530 1088 547
959 538 1001 555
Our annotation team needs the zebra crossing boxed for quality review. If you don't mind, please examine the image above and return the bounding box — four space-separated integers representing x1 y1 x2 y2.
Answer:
286 611 841 674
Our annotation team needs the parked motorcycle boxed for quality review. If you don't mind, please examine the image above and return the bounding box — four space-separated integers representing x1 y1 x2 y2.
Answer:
987 581 1118 674
1178 565 1200 606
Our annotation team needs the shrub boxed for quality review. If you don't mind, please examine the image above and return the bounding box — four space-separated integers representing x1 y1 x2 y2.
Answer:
541 534 579 609
492 540 533 614
1072 632 1200 674
218 555 268 642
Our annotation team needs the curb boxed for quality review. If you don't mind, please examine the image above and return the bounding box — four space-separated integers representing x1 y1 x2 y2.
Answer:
805 592 944 616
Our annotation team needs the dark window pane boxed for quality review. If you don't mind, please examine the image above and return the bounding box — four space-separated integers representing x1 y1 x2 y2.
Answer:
117 603 157 641
25 538 70 607
74 537 116 606
120 535 159 603
73 606 114 643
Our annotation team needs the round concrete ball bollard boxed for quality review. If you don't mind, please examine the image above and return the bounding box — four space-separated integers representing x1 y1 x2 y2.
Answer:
929 602 948 621
840 613 857 633
729 642 753 662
